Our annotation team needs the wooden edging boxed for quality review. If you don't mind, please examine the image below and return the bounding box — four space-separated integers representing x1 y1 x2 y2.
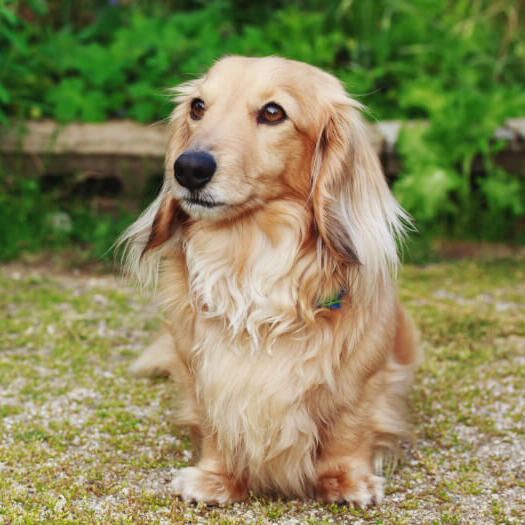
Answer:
1 118 524 198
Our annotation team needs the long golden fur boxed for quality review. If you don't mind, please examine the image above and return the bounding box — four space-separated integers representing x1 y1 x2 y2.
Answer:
119 56 420 507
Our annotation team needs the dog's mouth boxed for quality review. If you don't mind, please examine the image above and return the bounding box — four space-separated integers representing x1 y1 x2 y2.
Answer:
184 196 224 209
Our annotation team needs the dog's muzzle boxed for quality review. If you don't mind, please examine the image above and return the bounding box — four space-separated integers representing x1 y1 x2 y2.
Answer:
174 151 217 191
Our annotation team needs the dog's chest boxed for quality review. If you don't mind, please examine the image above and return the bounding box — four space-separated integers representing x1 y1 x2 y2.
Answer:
181 218 328 477
192 324 321 476
184 223 305 341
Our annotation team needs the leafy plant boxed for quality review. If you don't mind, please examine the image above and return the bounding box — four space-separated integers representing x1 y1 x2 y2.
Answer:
391 0 525 243
0 167 135 263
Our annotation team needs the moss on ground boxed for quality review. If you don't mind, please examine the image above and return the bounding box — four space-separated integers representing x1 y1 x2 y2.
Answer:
0 256 524 524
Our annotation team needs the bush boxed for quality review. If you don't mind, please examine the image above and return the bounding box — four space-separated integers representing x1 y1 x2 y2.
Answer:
0 168 135 263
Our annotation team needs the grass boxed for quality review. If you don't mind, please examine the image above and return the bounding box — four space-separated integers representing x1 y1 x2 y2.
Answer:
0 254 524 524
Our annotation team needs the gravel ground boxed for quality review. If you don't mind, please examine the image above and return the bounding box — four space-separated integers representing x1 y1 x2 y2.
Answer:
0 255 524 524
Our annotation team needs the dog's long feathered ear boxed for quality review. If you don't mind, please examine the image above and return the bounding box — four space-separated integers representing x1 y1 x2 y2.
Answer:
116 191 187 287
142 193 185 255
311 95 410 297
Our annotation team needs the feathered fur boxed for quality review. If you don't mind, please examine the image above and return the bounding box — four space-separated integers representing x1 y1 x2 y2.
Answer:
118 56 420 506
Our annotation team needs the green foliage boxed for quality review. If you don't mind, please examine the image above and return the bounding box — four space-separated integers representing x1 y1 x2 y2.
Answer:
4 0 522 124
0 175 44 260
393 63 525 243
0 168 134 262
1 0 524 258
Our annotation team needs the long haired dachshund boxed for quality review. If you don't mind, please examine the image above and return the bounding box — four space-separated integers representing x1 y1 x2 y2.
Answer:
119 56 419 507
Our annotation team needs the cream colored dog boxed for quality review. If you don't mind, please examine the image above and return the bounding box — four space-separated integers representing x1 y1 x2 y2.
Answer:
120 56 419 507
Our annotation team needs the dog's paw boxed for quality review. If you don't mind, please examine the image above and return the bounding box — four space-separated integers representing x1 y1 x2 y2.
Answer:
316 468 385 508
171 467 246 505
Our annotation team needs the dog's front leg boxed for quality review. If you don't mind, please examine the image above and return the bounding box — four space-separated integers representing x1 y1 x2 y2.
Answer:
172 433 247 505
315 431 385 508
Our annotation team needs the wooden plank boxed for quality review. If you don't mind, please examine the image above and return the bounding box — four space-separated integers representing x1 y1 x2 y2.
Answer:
1 118 524 183
1 120 167 156
3 118 524 157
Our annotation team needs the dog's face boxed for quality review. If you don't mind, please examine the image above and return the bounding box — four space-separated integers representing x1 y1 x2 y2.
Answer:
166 56 338 221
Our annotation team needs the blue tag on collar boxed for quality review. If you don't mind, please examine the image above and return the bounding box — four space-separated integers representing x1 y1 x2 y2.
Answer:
319 289 346 309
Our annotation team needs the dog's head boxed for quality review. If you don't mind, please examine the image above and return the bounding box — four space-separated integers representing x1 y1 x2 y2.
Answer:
165 56 321 221
121 56 408 291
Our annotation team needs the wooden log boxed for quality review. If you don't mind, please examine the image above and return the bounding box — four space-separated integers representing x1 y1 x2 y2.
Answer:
0 120 167 156
1 118 524 199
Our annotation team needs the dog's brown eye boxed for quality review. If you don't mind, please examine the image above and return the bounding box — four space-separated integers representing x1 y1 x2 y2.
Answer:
190 98 205 120
258 103 287 125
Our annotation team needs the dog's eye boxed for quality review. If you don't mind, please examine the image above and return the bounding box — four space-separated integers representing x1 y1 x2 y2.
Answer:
190 98 206 120
258 103 287 125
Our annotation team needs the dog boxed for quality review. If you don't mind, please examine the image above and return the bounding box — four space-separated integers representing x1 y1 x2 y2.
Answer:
119 56 419 507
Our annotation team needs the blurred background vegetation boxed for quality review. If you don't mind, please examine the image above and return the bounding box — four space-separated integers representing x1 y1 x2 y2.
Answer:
1 0 524 265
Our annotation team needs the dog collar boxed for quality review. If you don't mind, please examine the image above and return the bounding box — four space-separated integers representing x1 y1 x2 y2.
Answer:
318 289 346 309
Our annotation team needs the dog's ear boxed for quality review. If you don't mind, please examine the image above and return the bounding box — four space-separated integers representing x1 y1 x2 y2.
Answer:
142 193 185 256
311 95 408 284
117 191 187 286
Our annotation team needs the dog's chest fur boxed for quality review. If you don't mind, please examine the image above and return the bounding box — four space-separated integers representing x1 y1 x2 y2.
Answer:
176 209 340 491
184 206 312 345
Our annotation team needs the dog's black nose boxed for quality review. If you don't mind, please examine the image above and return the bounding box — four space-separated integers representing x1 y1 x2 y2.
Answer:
174 151 216 191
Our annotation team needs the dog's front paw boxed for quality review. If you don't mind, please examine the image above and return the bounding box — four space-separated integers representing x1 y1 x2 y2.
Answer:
171 467 246 505
316 468 385 508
